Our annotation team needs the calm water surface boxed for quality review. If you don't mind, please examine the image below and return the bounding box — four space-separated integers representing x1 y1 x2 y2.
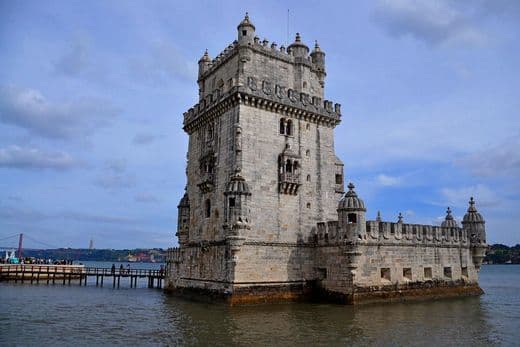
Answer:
1 264 519 346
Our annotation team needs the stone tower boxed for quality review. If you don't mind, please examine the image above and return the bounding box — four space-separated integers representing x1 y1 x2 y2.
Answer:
167 13 343 302
166 14 486 305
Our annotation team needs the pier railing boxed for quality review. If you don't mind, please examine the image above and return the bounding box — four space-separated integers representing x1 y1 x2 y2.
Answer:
0 264 164 289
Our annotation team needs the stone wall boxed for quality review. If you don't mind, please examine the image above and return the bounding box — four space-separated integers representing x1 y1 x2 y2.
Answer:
165 245 231 294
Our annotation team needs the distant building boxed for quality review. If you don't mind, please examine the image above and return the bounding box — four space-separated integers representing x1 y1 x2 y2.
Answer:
165 14 487 304
88 238 94 250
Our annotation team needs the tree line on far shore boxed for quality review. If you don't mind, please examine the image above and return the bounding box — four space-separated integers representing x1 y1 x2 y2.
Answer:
21 248 167 263
484 244 520 264
16 244 520 265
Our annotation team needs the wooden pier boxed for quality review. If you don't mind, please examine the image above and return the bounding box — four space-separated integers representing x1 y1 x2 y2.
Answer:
0 264 164 289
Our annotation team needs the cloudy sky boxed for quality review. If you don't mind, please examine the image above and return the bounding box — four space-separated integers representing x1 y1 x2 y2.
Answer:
0 0 518 249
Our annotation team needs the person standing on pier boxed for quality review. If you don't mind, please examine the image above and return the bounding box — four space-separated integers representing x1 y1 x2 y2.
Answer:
111 264 115 275
119 264 124 274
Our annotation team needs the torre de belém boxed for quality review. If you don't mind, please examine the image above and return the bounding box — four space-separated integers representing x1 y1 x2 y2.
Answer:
165 14 487 304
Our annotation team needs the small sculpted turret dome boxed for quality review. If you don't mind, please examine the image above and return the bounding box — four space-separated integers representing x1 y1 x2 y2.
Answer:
310 40 326 87
310 40 325 61
288 33 310 57
338 182 366 211
178 191 189 208
198 49 211 63
198 49 211 77
237 12 255 31
225 173 251 196
237 12 255 43
441 207 459 227
463 197 484 223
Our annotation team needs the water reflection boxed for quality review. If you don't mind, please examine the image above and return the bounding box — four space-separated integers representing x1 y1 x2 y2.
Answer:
0 265 517 346
160 295 501 346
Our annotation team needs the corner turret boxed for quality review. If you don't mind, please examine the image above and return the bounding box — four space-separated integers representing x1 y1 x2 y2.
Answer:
237 12 255 44
198 49 211 78
176 190 190 246
224 172 252 233
462 197 487 270
310 40 326 87
462 197 486 243
338 182 367 241
288 33 309 58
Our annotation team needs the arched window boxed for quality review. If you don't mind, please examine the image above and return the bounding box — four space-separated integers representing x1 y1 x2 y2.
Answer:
306 174 311 182
205 199 211 218
286 119 293 136
306 149 310 157
285 159 292 173
279 118 285 134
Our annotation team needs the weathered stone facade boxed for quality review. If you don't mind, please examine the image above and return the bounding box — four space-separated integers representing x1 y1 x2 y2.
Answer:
165 14 487 304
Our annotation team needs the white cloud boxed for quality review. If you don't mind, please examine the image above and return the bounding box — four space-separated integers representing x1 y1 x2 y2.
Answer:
456 135 520 178
440 184 501 208
376 174 401 186
128 40 197 85
373 0 487 47
0 145 79 170
0 86 118 139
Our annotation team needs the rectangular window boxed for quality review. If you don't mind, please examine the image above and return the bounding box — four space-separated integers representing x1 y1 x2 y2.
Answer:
462 267 468 278
335 174 343 185
424 267 432 280
229 197 235 207
403 268 412 281
381 268 391 282
444 267 452 279
205 199 211 218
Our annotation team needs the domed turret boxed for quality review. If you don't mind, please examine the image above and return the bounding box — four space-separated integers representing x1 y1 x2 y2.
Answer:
237 12 255 44
338 183 367 241
441 207 459 227
338 183 366 212
176 190 190 246
462 197 486 244
198 49 211 77
288 33 309 58
462 197 484 223
224 173 252 231
310 40 326 88
225 173 251 196
462 197 487 268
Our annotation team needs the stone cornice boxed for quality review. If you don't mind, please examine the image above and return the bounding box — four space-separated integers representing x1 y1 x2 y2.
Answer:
183 87 341 134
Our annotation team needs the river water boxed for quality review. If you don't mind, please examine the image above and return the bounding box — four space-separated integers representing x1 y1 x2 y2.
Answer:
1 264 519 346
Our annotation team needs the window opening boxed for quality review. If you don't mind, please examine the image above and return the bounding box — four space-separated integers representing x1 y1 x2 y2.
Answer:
205 199 211 218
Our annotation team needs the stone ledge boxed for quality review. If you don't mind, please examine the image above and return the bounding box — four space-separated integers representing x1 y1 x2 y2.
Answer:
165 280 484 306
348 282 484 305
